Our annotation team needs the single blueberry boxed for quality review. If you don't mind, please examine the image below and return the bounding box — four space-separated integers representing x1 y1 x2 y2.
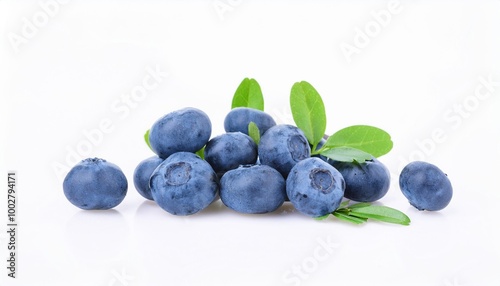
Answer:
204 132 258 177
286 157 345 217
150 152 219 216
63 158 128 210
330 158 390 202
133 156 164 200
224 107 276 136
258 124 311 179
149 107 211 159
220 165 286 214
399 161 453 211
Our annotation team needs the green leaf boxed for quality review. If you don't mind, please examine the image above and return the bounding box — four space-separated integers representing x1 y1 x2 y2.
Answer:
332 212 367 224
290 81 327 148
348 202 372 209
314 214 330 220
324 125 393 158
144 129 153 151
349 206 411 226
196 146 205 160
338 200 351 209
232 78 264 110
328 202 411 226
248 122 260 145
320 147 373 163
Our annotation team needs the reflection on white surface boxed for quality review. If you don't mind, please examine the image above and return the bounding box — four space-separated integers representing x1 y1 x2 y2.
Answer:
2 0 500 285
64 209 129 264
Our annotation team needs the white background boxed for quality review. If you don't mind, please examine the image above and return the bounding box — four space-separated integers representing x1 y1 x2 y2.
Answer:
1 0 500 285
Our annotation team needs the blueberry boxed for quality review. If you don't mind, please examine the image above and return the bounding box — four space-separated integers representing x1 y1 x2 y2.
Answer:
258 124 311 178
330 158 390 202
286 157 345 217
399 161 453 211
220 165 286 214
133 156 164 200
63 158 128 210
149 107 212 159
150 152 219 215
204 132 258 176
224 107 276 136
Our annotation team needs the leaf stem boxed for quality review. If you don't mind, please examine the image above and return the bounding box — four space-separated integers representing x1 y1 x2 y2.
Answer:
311 142 319 155
311 145 328 156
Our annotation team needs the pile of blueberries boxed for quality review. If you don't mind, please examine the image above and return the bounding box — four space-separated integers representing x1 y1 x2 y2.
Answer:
63 107 453 217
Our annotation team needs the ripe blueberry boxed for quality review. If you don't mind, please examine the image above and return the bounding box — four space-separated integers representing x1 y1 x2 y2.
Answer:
204 132 257 177
330 158 390 202
133 156 164 200
63 158 128 210
286 158 345 217
220 165 286 214
224 107 276 136
150 152 219 215
399 161 453 211
149 107 211 159
258 124 311 178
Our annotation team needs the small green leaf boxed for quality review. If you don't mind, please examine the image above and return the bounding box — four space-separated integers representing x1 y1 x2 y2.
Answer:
320 147 373 163
332 212 367 224
290 81 327 148
232 78 264 110
338 200 351 209
196 146 205 160
348 202 372 209
349 206 411 226
324 125 393 158
144 129 153 151
330 202 411 226
248 122 260 145
314 214 330 220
